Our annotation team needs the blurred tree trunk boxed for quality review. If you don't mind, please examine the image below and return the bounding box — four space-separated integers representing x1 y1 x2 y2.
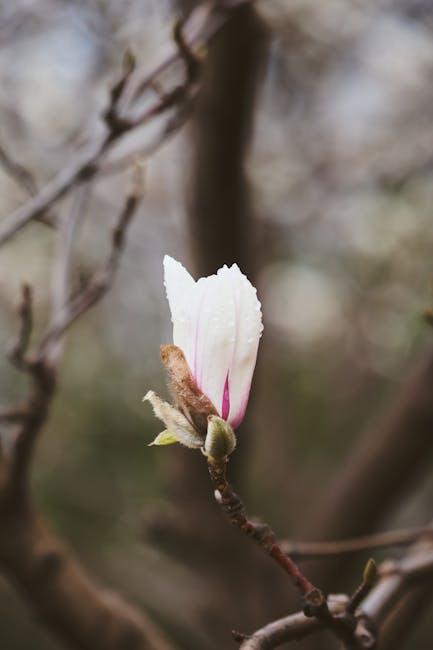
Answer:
185 4 260 277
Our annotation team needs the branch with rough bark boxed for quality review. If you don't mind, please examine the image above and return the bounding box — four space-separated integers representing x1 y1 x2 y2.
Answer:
0 4 265 648
207 457 316 599
0 172 177 650
237 532 433 649
0 0 253 247
202 419 433 648
205 456 408 649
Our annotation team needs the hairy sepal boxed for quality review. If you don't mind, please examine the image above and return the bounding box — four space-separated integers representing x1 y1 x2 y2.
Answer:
143 390 203 449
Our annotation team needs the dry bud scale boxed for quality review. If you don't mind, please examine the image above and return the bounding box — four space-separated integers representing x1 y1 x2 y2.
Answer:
144 255 263 461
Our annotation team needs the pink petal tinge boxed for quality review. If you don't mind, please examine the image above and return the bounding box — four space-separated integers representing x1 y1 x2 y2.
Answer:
163 256 263 428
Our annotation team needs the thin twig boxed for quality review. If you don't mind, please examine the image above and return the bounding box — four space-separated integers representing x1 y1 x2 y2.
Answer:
0 143 37 195
0 143 56 228
6 360 56 504
46 184 91 364
360 547 433 628
0 149 173 650
239 534 433 649
39 173 143 356
280 526 433 560
118 0 251 117
5 166 143 502
238 595 349 649
7 284 33 372
100 101 191 176
0 138 106 246
207 457 318 600
0 1 252 247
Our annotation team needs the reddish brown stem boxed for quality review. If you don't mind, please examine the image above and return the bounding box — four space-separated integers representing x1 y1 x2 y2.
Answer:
207 458 315 598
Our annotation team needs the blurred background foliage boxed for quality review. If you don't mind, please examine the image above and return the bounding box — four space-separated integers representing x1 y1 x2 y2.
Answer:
0 0 433 648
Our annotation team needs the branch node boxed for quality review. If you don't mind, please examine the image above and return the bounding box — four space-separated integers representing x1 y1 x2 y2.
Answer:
173 16 203 85
8 283 34 371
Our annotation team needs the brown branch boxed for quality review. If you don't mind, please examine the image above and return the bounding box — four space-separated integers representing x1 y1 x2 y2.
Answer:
50 186 90 322
281 526 433 560
118 0 252 121
100 102 191 176
0 1 254 247
0 169 175 649
6 359 57 505
0 5 260 648
238 595 349 649
45 184 91 364
7 175 141 497
0 507 175 650
360 547 433 629
7 283 34 372
39 175 142 355
206 457 320 602
0 143 56 228
238 533 433 649
0 138 106 246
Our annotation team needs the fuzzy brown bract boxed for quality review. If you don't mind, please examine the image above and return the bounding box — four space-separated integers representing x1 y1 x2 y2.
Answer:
160 344 218 435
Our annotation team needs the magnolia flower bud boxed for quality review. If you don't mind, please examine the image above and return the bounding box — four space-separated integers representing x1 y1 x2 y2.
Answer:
204 415 236 461
164 255 263 429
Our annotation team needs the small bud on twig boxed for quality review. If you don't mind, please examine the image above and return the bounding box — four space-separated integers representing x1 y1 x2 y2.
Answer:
204 415 236 461
347 558 378 615
363 558 378 587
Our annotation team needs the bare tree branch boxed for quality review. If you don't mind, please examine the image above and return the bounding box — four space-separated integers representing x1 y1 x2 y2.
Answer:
0 510 175 650
206 457 328 608
238 536 433 649
238 595 349 649
0 143 37 196
46 183 91 364
0 7 267 648
360 545 433 629
39 173 142 355
281 526 433 560
0 143 56 228
7 284 34 372
0 160 176 649
0 1 254 247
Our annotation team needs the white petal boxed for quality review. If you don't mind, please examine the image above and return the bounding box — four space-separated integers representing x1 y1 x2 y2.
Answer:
162 257 263 427
163 255 199 370
193 270 236 417
218 264 263 428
